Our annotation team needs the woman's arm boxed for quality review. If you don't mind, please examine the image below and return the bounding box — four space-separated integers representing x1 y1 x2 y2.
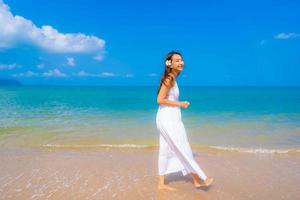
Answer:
157 81 190 108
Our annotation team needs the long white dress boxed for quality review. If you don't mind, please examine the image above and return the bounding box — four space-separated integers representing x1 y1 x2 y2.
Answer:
156 81 208 180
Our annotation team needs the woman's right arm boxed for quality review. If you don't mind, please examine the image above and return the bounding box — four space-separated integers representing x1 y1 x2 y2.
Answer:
157 81 190 108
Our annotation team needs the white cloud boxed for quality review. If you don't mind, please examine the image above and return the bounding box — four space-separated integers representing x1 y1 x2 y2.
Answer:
0 1 105 56
77 70 119 78
36 63 45 69
274 33 300 39
0 63 18 70
101 72 118 77
93 54 104 61
148 73 158 77
77 70 91 77
12 69 66 78
43 69 66 77
124 74 134 78
259 40 266 46
66 57 75 67
11 69 130 79
12 71 39 77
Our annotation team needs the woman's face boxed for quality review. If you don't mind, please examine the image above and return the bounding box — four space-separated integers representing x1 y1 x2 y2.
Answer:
171 54 184 71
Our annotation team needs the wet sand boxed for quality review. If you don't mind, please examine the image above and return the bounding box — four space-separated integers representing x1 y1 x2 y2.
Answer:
0 146 300 200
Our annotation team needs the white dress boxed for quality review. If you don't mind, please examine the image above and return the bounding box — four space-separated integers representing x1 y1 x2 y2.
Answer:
156 81 207 180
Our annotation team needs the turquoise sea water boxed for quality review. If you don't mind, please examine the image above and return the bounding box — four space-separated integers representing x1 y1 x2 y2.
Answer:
0 86 300 153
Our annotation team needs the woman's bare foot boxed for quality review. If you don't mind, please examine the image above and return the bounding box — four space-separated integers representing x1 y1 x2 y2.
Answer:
195 177 214 188
194 182 202 188
158 184 177 191
203 177 213 186
198 178 214 187
192 176 202 188
191 173 207 188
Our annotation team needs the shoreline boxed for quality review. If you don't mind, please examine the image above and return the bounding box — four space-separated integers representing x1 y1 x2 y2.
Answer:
1 146 299 199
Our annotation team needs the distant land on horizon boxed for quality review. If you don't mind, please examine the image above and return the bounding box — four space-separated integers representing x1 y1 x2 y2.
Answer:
0 78 22 86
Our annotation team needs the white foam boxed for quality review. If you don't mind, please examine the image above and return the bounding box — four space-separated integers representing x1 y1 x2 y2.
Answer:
42 143 300 154
208 145 300 154
42 143 151 149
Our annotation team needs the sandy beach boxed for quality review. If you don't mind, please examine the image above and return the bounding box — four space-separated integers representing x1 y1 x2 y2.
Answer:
1 145 299 200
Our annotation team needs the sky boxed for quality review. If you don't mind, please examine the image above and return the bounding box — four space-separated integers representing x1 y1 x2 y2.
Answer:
0 0 299 86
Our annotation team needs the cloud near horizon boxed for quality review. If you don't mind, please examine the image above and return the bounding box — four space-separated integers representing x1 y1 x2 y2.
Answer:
0 63 19 70
0 1 105 57
66 57 75 67
12 69 67 78
11 69 133 79
148 73 158 77
274 33 300 39
77 71 134 78
77 71 119 78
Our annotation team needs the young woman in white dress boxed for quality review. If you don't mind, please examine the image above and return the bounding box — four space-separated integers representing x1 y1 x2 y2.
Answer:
156 51 213 191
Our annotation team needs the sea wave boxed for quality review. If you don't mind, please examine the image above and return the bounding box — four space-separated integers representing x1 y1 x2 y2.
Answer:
203 145 300 154
42 143 153 149
42 143 300 154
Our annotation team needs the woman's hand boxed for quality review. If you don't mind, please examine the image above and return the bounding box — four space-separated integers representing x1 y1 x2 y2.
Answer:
180 101 190 109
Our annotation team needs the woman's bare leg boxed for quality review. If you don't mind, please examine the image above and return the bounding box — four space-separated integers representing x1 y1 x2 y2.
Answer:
191 173 201 187
158 175 176 191
190 173 213 188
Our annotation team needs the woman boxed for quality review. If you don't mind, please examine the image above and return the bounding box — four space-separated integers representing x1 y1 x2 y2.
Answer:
156 51 213 191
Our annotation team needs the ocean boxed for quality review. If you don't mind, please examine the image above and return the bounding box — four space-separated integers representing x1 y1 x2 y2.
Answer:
1 85 300 154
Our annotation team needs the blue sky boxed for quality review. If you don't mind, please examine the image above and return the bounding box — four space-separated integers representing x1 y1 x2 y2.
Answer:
0 0 299 86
